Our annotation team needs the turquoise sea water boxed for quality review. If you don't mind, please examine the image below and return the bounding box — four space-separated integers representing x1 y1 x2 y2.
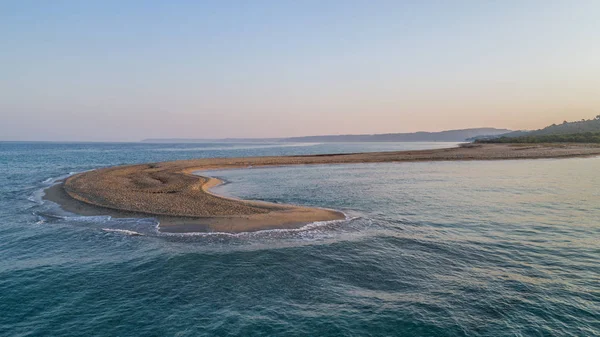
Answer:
1 142 598 336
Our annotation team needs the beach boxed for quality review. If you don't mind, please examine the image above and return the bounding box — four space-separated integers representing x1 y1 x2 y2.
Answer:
44 143 600 233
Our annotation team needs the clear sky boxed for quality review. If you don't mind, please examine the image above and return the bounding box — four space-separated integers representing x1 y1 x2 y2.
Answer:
1 1 599 141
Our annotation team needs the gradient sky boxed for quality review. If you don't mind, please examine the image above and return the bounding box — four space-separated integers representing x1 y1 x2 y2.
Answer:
1 1 599 141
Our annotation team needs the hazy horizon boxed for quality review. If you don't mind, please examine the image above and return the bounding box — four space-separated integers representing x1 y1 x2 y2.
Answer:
2 1 599 142
0 125 509 143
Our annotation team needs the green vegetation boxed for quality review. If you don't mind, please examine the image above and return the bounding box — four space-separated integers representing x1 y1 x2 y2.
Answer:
526 115 600 136
477 115 600 144
477 131 600 144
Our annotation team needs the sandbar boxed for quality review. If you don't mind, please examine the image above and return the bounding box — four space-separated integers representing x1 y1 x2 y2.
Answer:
43 143 600 233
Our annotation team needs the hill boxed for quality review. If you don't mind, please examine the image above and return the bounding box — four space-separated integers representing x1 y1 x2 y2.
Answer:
478 131 600 144
477 115 600 144
526 116 600 136
142 128 512 143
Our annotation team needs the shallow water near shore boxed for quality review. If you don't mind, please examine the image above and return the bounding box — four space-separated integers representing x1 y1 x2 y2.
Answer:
1 141 599 336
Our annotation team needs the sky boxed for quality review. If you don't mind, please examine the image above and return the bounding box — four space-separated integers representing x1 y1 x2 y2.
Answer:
1 1 599 141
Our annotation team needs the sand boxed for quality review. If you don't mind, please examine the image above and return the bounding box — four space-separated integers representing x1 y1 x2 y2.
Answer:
43 143 600 233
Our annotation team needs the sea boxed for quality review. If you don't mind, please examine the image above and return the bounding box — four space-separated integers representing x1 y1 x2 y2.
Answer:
0 141 598 337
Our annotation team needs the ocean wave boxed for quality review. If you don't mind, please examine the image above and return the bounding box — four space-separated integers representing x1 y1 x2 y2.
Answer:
41 172 77 185
102 228 144 236
35 208 360 244
29 171 92 205
38 213 114 223
155 213 357 237
27 192 44 205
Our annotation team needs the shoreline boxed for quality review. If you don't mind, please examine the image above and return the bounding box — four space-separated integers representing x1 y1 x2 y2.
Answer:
43 143 600 233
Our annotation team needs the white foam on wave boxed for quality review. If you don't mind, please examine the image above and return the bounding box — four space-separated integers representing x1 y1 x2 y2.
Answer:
37 209 156 236
38 212 113 223
28 192 44 204
102 228 144 236
29 170 93 205
155 212 357 237
42 171 77 185
28 173 73 204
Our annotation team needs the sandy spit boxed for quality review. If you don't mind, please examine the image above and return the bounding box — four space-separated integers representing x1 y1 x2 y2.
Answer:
43 143 600 233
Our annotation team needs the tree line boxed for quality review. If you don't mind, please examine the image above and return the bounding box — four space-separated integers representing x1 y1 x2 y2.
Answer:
476 132 600 144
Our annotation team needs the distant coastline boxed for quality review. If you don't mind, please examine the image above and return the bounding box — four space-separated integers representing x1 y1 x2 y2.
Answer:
141 127 511 143
43 143 600 233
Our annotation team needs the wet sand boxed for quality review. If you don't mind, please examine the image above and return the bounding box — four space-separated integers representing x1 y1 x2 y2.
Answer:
44 143 600 233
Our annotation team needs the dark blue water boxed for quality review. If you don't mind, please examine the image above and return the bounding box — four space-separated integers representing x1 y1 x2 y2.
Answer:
1 142 598 336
